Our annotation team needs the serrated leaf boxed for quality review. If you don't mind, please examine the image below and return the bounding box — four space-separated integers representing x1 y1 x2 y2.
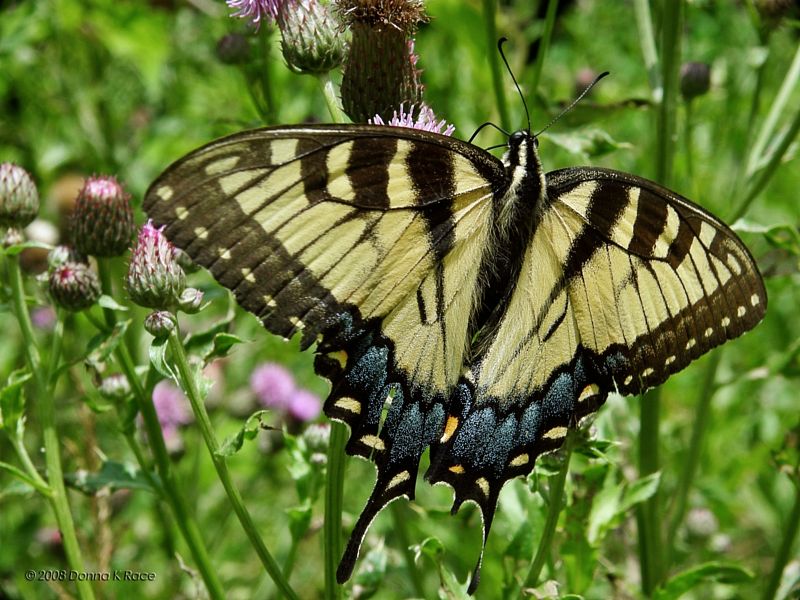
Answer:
654 562 753 600
217 410 272 457
0 369 31 431
203 332 244 363
65 460 157 494
183 312 235 356
97 294 129 311
618 471 661 513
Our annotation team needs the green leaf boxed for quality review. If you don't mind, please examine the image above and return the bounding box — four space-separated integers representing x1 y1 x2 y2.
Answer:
587 472 660 545
148 336 176 380
97 294 129 311
217 410 272 458
545 128 632 159
353 547 388 594
618 471 661 513
654 562 753 600
1 240 52 256
0 369 31 431
183 312 236 356
286 501 312 541
85 319 130 373
65 460 157 494
203 332 245 363
415 536 445 562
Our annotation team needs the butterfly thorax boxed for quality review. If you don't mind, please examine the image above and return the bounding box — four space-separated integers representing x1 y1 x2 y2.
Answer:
468 131 548 352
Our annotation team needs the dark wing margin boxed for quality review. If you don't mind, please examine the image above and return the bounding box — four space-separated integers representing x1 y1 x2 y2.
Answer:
143 124 507 586
423 167 766 592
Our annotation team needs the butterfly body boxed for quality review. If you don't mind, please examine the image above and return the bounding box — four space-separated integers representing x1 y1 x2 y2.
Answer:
144 124 766 592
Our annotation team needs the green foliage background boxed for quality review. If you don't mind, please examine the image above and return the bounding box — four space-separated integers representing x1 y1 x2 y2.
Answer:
1 0 799 598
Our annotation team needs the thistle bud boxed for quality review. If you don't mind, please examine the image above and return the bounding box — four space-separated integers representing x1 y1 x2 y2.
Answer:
216 33 251 65
144 310 177 338
680 62 711 101
126 220 185 309
278 0 346 74
177 287 204 314
48 245 87 270
338 0 427 122
0 163 39 228
99 374 132 401
71 175 136 257
48 261 101 311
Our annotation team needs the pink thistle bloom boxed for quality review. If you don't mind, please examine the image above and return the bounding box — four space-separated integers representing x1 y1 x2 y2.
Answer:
227 0 281 28
250 362 296 410
152 380 193 443
370 103 455 136
287 389 322 422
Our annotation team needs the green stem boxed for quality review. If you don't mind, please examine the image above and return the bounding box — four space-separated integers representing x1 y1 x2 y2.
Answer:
319 73 347 124
115 342 225 599
524 432 575 588
683 100 694 185
390 501 426 598
482 0 511 131
762 479 800 600
666 351 721 559
324 422 347 600
96 259 117 328
655 0 683 185
637 388 663 595
731 104 800 222
746 42 800 177
633 0 660 94
166 327 298 600
529 0 559 110
7 253 95 600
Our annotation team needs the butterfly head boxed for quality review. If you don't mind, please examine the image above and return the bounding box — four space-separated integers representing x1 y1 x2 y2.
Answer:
502 130 546 202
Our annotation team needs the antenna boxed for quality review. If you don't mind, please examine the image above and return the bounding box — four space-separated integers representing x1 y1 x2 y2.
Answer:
468 121 511 144
534 71 610 136
498 37 530 133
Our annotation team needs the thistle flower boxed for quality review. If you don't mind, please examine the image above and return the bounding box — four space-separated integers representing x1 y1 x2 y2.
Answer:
227 0 281 28
151 380 193 453
144 310 176 338
98 374 132 401
338 0 427 122
126 220 185 309
0 162 39 229
48 262 101 311
251 362 296 410
71 175 135 258
278 0 347 74
680 62 711 101
287 388 322 421
370 103 455 136
48 245 87 270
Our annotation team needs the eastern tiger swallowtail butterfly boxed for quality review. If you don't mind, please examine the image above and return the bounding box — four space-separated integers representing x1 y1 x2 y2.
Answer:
144 123 766 592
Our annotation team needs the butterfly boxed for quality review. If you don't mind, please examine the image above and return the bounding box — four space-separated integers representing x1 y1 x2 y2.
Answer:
144 123 766 592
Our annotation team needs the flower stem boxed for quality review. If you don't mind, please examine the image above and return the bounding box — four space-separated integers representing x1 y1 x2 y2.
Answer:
319 73 346 123
666 351 720 560
637 388 663 594
481 0 510 131
390 501 426 598
96 258 117 328
6 253 95 600
529 0 560 107
114 342 226 600
524 432 575 588
324 422 347 600
166 327 299 600
762 479 800 600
